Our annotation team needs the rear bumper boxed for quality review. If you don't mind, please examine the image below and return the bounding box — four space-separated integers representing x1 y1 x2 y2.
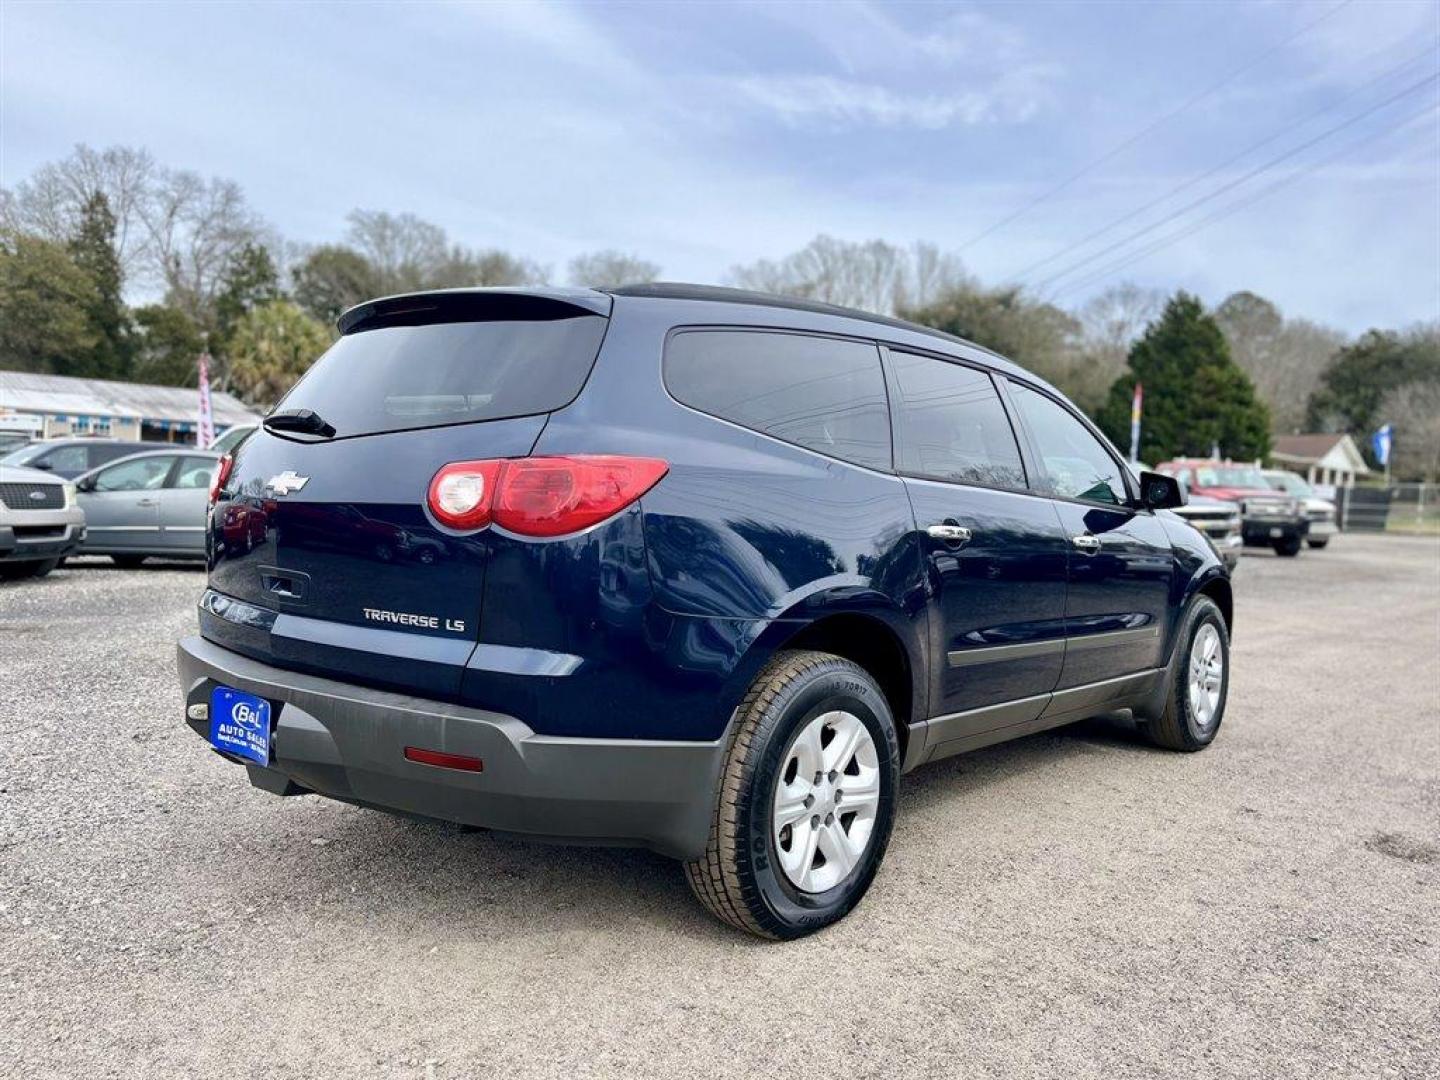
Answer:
1306 519 1338 539
177 635 725 859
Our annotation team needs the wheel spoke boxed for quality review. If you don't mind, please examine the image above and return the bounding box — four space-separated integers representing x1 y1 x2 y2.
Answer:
817 822 858 879
837 769 880 811
823 713 866 774
773 786 812 829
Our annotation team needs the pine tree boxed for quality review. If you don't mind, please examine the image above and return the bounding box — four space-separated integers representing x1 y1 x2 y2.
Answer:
66 192 133 379
1097 292 1270 463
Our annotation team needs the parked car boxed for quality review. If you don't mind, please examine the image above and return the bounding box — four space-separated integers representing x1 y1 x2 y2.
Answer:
0 437 148 479
0 432 36 456
1155 458 1307 556
1262 469 1336 549
1127 463 1241 570
0 463 86 579
179 284 1233 939
1172 489 1243 570
74 450 218 566
210 423 258 455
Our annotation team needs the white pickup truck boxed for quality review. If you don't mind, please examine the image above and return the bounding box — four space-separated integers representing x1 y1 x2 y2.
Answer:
0 463 87 580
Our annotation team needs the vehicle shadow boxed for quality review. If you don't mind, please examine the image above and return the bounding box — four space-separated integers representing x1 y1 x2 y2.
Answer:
276 711 1172 943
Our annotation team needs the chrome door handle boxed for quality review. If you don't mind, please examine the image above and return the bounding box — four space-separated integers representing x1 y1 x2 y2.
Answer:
927 523 973 543
1071 533 1100 554
136 498 158 507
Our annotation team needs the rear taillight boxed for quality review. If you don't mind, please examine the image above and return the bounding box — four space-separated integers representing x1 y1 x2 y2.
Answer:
426 455 668 537
209 454 234 507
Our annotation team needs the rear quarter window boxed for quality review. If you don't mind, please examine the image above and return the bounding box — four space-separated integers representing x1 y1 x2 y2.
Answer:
664 329 892 472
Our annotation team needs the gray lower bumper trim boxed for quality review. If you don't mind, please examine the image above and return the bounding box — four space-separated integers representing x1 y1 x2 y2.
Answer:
177 636 725 859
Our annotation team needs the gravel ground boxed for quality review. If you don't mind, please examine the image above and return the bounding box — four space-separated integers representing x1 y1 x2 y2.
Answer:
2 538 1438 1079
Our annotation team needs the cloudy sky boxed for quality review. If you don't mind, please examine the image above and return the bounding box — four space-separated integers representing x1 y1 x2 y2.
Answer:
3 0 1437 332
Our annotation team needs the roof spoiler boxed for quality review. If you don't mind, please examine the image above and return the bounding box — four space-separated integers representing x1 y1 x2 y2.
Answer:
337 288 611 335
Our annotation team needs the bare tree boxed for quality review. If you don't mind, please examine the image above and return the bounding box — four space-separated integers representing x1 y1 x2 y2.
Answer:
1379 378 1440 481
899 241 972 311
344 210 447 294
1216 291 1345 434
1 144 157 282
568 250 660 289
141 170 266 321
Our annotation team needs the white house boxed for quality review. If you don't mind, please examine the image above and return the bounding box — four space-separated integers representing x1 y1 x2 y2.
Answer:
1270 433 1372 488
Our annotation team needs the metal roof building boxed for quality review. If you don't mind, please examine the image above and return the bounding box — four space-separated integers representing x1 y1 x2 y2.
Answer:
0 369 258 443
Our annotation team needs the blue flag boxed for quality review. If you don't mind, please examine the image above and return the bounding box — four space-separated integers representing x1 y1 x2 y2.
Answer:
1372 424 1393 466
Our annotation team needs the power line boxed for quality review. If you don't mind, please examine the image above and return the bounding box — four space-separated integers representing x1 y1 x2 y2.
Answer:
1007 40 1439 287
1048 100 1439 302
953 0 1356 253
1031 70 1439 295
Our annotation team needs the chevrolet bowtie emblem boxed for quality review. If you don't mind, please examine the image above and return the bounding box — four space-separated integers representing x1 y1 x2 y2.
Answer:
266 470 310 496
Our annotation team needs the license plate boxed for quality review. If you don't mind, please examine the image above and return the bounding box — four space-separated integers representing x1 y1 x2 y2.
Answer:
208 686 272 765
1269 527 1283 538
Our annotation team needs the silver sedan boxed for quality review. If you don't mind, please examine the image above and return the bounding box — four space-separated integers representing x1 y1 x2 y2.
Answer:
73 450 217 567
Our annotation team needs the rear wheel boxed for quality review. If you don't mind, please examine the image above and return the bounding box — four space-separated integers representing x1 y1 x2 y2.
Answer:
685 650 899 940
0 558 59 580
111 554 148 569
1307 539 1328 549
1273 537 1302 557
1139 596 1229 752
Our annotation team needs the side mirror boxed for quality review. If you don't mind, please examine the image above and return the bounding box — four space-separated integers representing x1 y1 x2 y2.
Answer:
1139 470 1185 510
76 476 97 493
32 460 53 471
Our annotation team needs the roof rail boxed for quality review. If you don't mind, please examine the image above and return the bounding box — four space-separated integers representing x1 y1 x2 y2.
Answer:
605 282 1003 361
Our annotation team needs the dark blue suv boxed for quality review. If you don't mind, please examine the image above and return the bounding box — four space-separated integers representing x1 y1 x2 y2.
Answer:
179 284 1232 939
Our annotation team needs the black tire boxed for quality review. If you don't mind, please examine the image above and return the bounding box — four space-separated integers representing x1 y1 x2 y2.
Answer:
111 554 148 569
1306 539 1328 549
0 558 59 580
1273 537 1302 557
685 650 900 940
1138 596 1229 752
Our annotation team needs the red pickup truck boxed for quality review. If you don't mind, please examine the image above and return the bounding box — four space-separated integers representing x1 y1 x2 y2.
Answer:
1154 459 1308 557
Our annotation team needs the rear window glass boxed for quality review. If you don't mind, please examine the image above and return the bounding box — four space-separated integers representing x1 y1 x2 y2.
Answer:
275 315 607 437
665 330 891 471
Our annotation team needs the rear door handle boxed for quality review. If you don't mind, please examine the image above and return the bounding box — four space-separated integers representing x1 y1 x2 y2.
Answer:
136 498 158 507
1071 533 1100 554
927 523 973 544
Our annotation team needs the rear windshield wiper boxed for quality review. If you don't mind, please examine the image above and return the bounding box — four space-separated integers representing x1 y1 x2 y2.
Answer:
264 408 336 439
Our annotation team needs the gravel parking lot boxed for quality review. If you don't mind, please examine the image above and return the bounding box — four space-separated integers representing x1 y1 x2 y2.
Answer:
2 536 1437 1079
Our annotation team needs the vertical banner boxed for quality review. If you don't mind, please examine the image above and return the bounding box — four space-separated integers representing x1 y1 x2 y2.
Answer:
197 352 215 449
1372 423 1393 482
1128 382 1143 463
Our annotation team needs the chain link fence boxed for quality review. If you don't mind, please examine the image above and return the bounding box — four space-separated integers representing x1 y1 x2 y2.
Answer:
1336 482 1440 534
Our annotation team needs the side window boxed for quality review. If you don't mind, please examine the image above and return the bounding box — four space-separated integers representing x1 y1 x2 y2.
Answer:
665 330 891 471
172 458 216 489
89 444 137 468
94 456 177 492
888 351 1026 489
1008 382 1127 506
42 445 90 472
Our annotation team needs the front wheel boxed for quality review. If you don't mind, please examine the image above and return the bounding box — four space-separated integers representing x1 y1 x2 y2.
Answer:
685 650 899 940
1139 596 1229 752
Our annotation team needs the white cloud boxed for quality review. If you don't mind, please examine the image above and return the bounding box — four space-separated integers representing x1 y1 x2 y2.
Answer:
733 74 1042 130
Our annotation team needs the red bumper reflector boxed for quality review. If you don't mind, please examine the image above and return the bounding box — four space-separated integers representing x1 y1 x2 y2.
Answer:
403 746 484 773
